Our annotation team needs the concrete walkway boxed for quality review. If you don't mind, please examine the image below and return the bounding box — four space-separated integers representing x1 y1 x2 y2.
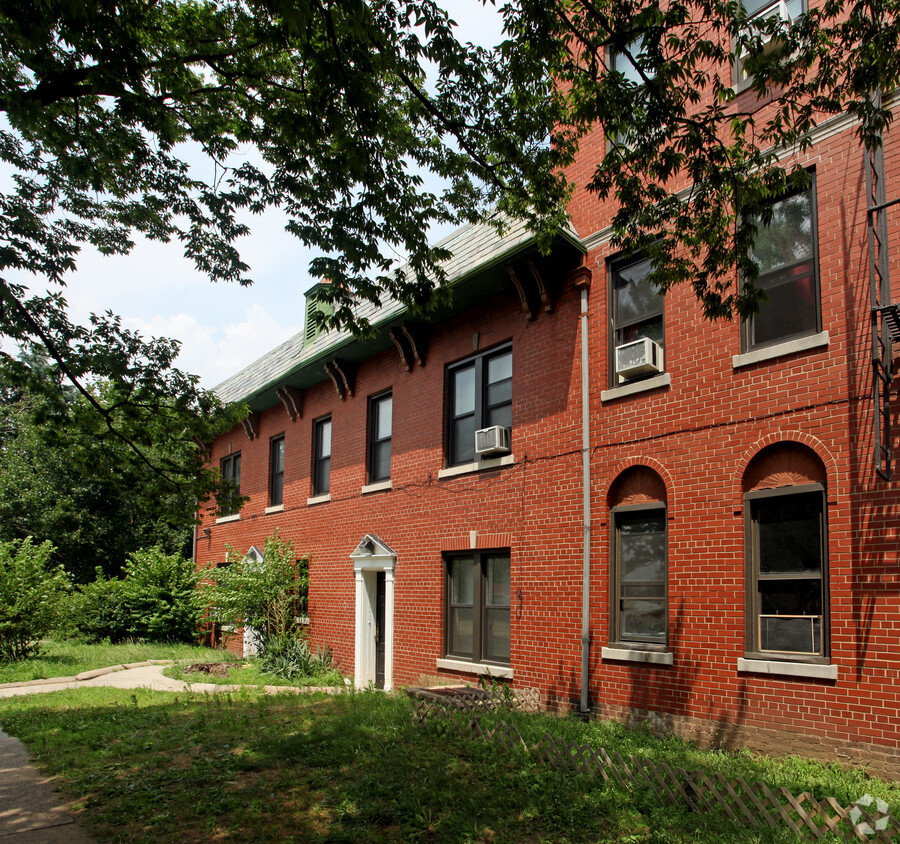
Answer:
0 662 341 841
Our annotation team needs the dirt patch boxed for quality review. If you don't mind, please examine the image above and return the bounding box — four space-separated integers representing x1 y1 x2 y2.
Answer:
183 662 231 677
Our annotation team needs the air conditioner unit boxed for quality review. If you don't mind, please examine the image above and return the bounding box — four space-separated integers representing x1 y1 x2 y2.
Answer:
615 338 664 380
475 425 511 457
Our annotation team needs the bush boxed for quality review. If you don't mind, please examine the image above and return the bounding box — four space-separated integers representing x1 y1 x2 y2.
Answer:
205 530 307 646
70 573 131 643
259 632 336 680
122 547 201 642
71 547 201 644
0 537 69 661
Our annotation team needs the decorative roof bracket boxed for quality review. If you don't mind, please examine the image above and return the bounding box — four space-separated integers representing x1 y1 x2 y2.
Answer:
507 266 537 321
324 358 356 401
276 385 304 421
389 321 429 371
528 258 553 314
241 412 260 441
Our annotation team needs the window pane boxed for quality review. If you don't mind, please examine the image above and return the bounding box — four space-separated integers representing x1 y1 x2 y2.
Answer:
372 440 391 482
621 599 666 640
487 352 512 386
453 416 475 464
620 514 666 586
271 473 283 506
451 558 474 605
484 607 510 662
452 365 476 415
315 455 330 495
757 494 822 575
450 607 473 656
375 395 392 439
760 578 822 616
612 37 647 85
485 555 510 606
752 262 817 346
318 419 332 458
760 615 821 654
272 438 284 473
751 193 813 274
616 314 664 347
486 403 512 432
614 258 661 325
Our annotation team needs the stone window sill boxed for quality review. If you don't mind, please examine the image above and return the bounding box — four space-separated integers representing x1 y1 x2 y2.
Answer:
361 480 392 495
264 504 284 515
732 331 829 369
215 513 240 525
307 494 331 506
737 657 837 680
436 658 514 679
602 646 674 666
601 373 671 403
438 454 515 480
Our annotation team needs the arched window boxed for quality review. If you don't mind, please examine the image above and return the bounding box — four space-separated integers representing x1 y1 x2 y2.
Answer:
608 467 668 647
743 443 828 661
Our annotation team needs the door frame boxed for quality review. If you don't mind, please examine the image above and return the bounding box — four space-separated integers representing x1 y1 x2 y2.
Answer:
350 534 396 691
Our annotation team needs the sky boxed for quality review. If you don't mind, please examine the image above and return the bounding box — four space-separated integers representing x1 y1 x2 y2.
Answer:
16 1 506 390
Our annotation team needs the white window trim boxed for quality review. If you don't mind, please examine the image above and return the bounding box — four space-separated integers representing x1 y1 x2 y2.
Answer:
733 330 829 369
215 513 240 525
307 493 331 506
602 646 674 666
601 373 671 403
361 480 392 495
435 657 514 679
737 657 837 680
438 453 515 479
264 504 284 515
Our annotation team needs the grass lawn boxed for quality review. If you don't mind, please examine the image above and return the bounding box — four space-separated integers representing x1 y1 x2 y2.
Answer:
1 687 897 843
0 640 240 685
164 661 345 688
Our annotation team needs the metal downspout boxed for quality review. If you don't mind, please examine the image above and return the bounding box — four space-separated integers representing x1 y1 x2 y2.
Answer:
579 285 592 713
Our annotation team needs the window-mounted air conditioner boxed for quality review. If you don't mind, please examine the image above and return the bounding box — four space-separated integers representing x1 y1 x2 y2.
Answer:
475 425 511 457
615 338 664 380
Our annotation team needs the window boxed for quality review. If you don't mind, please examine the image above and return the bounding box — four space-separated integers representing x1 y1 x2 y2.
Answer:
612 505 667 645
368 392 392 483
610 255 664 384
734 0 803 85
312 417 331 497
447 344 512 466
269 435 285 506
445 551 510 665
743 183 819 351
219 452 241 515
746 485 827 659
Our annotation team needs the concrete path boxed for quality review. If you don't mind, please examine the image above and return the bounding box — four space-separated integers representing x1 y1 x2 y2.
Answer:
0 662 342 841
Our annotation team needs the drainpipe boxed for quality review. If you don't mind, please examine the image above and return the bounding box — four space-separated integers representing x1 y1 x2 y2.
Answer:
579 284 592 713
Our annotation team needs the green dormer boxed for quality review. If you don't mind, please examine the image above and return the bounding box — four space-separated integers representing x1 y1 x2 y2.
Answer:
304 282 333 345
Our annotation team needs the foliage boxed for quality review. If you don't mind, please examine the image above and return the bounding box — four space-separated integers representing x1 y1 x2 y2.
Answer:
503 0 900 319
0 536 69 661
2 690 898 842
0 638 238 685
204 531 307 645
71 548 203 644
258 632 337 681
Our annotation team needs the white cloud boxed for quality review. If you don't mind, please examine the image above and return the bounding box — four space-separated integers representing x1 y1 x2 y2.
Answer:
125 302 301 389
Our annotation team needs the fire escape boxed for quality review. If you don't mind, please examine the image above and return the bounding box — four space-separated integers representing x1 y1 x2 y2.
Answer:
865 88 900 480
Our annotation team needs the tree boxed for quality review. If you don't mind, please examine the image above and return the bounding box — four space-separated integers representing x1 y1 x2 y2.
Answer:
0 350 240 580
0 0 896 450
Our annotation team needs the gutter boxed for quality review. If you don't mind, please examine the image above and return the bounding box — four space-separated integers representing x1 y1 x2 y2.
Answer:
579 283 592 713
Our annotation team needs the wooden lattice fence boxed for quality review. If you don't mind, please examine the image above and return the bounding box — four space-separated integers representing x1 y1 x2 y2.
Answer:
409 694 898 843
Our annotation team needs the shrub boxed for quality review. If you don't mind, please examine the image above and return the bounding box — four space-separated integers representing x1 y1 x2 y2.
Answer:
121 547 201 642
71 547 202 644
70 573 131 643
0 537 69 661
259 632 336 680
205 530 307 646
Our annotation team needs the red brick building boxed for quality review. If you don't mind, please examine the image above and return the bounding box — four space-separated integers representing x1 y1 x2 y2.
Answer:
196 91 900 775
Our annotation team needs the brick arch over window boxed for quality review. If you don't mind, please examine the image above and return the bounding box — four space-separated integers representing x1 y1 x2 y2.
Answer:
731 432 838 514
607 465 668 509
599 457 673 525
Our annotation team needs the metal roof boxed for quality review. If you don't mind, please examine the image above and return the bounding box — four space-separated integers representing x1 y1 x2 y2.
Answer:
214 214 583 407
